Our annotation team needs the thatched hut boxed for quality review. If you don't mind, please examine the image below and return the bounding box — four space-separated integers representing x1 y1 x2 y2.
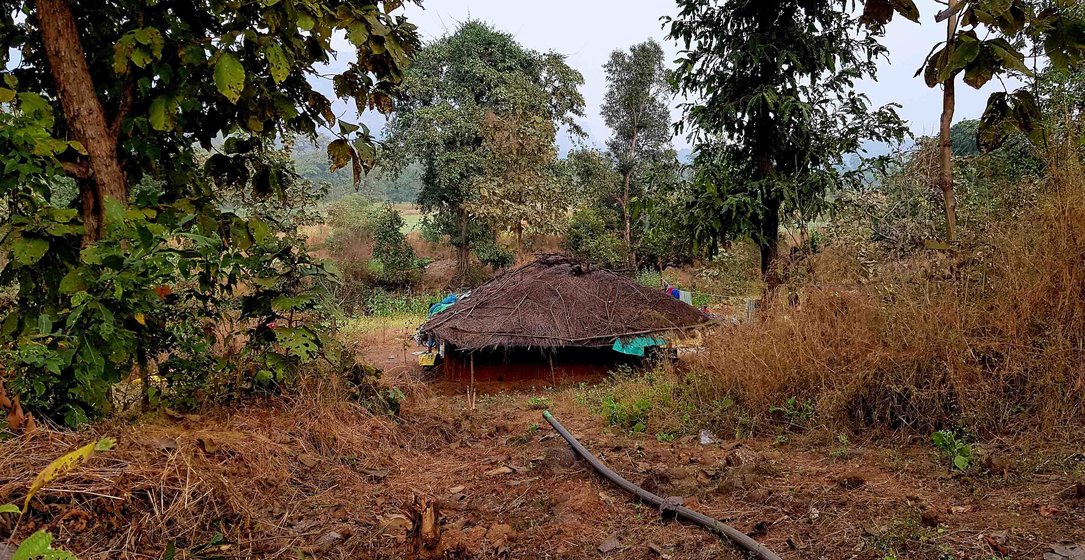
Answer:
418 255 709 383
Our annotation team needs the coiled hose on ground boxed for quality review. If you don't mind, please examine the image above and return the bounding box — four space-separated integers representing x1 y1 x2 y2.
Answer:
543 411 783 560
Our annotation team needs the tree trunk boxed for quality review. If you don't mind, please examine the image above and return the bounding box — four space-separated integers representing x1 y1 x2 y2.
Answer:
622 170 632 268
455 207 470 279
623 118 640 270
938 0 959 243
759 194 781 293
36 0 127 244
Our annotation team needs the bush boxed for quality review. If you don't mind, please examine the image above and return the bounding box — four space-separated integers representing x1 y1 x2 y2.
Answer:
324 198 423 308
562 207 626 269
370 205 423 288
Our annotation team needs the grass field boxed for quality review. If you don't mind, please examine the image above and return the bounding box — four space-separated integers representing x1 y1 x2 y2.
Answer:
391 203 424 233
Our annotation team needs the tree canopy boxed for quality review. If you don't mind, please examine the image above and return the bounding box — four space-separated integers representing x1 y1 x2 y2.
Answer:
668 0 908 286
0 0 421 425
601 38 672 267
385 20 585 275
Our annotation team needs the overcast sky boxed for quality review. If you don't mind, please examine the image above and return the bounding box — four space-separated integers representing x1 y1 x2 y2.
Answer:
378 0 1017 152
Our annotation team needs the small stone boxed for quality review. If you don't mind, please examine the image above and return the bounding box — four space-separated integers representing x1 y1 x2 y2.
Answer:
485 523 516 545
598 534 620 554
315 531 344 553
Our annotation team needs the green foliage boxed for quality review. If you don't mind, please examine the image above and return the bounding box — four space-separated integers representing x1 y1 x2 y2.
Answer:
293 139 423 204
668 1 909 278
769 396 816 427
562 207 626 269
833 136 1043 257
584 366 696 436
386 20 585 274
932 430 974 471
881 0 1085 150
362 289 437 317
526 396 551 410
324 197 422 308
370 205 422 288
601 39 673 266
472 240 516 271
7 530 77 560
1 184 335 423
830 434 852 460
0 0 419 424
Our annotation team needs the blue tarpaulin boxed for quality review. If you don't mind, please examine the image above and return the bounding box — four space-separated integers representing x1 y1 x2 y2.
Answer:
428 293 459 317
612 336 666 357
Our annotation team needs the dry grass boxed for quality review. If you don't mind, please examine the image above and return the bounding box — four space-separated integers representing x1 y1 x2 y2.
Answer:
0 377 410 559
681 148 1085 437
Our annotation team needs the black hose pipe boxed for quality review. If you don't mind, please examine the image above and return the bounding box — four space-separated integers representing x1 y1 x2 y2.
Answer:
543 411 784 560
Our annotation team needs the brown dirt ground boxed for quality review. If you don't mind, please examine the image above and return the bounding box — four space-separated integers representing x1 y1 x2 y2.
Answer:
1 327 1083 559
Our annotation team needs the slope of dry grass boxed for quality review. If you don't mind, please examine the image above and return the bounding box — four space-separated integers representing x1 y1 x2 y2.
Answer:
676 150 1085 437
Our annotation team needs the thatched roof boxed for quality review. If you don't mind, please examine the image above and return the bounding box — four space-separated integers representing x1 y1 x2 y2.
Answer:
419 255 710 351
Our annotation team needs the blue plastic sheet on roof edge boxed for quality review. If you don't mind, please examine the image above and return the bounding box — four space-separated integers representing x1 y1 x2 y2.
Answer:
612 336 666 357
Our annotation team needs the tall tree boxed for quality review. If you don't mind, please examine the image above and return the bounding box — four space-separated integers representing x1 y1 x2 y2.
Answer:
668 1 907 290
386 21 584 276
1 0 418 245
601 39 671 268
0 1 419 424
864 0 1085 241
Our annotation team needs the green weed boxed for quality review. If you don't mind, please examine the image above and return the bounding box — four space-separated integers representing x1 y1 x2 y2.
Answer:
769 396 816 427
932 430 973 471
526 396 551 410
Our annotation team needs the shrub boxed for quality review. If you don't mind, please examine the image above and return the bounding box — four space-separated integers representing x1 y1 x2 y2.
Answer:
562 207 626 269
931 430 973 471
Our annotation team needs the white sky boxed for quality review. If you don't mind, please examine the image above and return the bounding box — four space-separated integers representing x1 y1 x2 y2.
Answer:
380 0 1018 152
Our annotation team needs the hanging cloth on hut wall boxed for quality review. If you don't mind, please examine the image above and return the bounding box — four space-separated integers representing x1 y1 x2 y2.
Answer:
612 335 666 357
661 281 693 306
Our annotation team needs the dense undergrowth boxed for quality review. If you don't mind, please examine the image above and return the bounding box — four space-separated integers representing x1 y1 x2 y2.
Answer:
586 143 1085 440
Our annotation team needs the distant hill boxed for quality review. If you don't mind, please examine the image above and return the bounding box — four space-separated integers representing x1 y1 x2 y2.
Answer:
292 137 421 204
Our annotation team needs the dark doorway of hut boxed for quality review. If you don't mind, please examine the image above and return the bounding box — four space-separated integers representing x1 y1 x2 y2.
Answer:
434 345 644 397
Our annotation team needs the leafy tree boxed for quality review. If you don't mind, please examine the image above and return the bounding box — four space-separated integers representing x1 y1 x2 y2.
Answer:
951 119 982 156
369 204 422 288
1 0 419 243
601 39 672 267
864 0 1085 241
560 148 622 209
0 1 420 424
562 206 626 270
386 20 585 277
667 0 908 290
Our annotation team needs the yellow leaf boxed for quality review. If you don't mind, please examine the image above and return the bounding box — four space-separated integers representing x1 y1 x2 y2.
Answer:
134 313 146 326
23 437 116 512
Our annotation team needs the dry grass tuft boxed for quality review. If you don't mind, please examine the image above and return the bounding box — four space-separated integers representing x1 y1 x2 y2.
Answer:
0 377 408 559
684 149 1085 437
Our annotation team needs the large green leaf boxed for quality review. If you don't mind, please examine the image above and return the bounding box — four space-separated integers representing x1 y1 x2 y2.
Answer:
271 293 315 312
214 53 246 103
941 33 981 82
11 235 49 266
59 269 87 294
265 44 289 84
275 327 320 360
148 95 176 131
